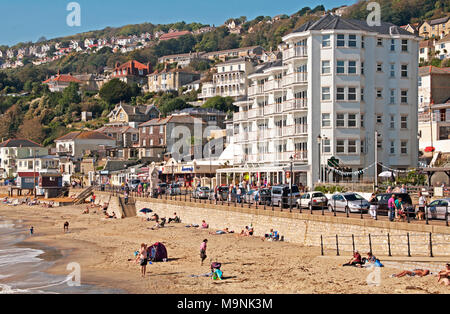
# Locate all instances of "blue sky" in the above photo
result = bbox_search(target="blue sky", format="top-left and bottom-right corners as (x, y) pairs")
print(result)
(0, 0), (351, 46)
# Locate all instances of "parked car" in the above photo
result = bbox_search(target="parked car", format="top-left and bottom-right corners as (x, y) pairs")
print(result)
(328, 193), (369, 213)
(297, 191), (328, 210)
(216, 186), (229, 200)
(193, 186), (211, 199)
(168, 183), (182, 195)
(258, 188), (272, 205)
(375, 193), (415, 217)
(157, 183), (168, 194)
(271, 185), (300, 208)
(422, 198), (450, 220)
(129, 179), (141, 191)
(243, 190), (257, 204)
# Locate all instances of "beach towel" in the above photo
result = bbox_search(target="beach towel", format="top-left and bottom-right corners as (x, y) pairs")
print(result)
(212, 269), (223, 280)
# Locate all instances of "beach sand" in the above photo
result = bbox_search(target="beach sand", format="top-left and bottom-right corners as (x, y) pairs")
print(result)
(0, 203), (449, 294)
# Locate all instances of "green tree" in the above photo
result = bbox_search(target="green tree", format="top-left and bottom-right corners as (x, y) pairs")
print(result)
(99, 79), (132, 104)
(202, 96), (236, 113)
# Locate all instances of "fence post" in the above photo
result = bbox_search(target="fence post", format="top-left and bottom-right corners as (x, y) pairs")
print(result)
(334, 198), (336, 217)
(425, 205), (429, 225)
(429, 232), (433, 258)
(352, 234), (355, 253)
(322, 202), (325, 216)
(321, 235), (324, 256)
(336, 235), (340, 256)
(407, 233), (411, 257)
(387, 233), (392, 257)
(369, 234), (372, 255)
(360, 199), (363, 219)
(446, 204), (449, 227)
(346, 200), (349, 218)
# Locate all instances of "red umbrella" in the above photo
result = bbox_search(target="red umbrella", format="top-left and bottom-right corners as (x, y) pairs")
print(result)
(424, 146), (435, 153)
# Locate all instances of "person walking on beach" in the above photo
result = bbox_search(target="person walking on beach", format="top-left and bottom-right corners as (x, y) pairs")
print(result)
(136, 243), (148, 278)
(64, 221), (69, 233)
(30, 226), (34, 236)
(200, 239), (208, 266)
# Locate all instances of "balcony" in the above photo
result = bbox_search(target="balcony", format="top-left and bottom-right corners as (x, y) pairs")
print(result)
(295, 124), (308, 134)
(283, 46), (308, 60)
(248, 109), (258, 119)
(276, 151), (308, 162)
(248, 85), (264, 96)
(284, 98), (308, 111)
(234, 111), (248, 121)
(264, 79), (282, 91)
(283, 72), (307, 86)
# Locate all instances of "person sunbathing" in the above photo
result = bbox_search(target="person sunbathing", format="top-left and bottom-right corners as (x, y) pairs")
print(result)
(437, 263), (450, 286)
(343, 251), (364, 267)
(199, 220), (209, 229)
(83, 206), (90, 214)
(392, 269), (430, 277)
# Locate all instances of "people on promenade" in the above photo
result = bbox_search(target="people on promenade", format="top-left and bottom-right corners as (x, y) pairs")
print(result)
(388, 194), (396, 222)
(200, 239), (208, 266)
(417, 192), (427, 221)
(400, 184), (407, 193)
(386, 186), (393, 194)
(368, 193), (378, 220)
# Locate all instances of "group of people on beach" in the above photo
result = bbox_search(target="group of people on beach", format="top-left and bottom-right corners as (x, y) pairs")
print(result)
(392, 263), (450, 286)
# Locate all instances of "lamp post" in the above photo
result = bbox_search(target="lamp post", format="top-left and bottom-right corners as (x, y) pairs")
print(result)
(317, 135), (322, 183)
(289, 155), (294, 210)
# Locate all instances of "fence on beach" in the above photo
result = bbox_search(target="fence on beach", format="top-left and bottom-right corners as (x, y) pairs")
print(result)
(318, 232), (450, 258)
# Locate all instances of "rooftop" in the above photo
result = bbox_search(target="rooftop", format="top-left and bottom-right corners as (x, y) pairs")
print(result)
(55, 131), (115, 141)
(0, 138), (42, 148)
(291, 14), (416, 37)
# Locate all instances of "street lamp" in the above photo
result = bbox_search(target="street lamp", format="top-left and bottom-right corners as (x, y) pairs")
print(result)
(317, 135), (322, 183)
(289, 155), (294, 210)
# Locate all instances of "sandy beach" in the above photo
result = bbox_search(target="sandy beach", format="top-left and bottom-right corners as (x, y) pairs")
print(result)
(0, 202), (449, 294)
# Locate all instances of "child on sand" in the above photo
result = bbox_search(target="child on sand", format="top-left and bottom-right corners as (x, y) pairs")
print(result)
(200, 239), (208, 266)
(64, 221), (69, 233)
(135, 243), (148, 278)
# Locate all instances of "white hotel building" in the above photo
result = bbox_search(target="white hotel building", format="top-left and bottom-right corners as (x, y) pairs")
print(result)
(218, 14), (420, 189)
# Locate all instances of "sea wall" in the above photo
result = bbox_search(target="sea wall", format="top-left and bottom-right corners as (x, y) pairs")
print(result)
(93, 192), (450, 257)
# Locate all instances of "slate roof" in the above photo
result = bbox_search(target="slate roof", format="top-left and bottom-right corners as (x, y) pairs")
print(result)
(292, 14), (417, 37)
(0, 138), (41, 148)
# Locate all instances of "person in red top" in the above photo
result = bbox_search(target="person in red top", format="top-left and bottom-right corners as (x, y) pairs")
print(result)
(343, 250), (363, 267)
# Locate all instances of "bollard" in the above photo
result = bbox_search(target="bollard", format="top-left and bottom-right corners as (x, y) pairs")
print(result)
(346, 200), (349, 218)
(429, 232), (433, 258)
(322, 202), (325, 216)
(425, 205), (429, 225)
(369, 234), (372, 255)
(446, 204), (449, 227)
(334, 198), (336, 217)
(360, 199), (363, 219)
(352, 234), (355, 253)
(387, 233), (392, 257)
(321, 235), (324, 256)
(336, 235), (340, 256)
(407, 233), (411, 257)
(272, 200), (274, 211)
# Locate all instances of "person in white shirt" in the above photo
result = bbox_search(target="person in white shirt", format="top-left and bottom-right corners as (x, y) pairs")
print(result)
(417, 192), (427, 221)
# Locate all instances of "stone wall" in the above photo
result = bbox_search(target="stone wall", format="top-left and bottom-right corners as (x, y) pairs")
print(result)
(131, 197), (450, 257)
(91, 192), (450, 257)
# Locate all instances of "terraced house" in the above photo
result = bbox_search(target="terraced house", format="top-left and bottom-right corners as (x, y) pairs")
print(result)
(221, 14), (420, 189)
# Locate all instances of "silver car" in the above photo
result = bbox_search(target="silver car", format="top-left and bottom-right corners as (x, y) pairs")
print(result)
(423, 198), (450, 220)
(328, 193), (369, 213)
